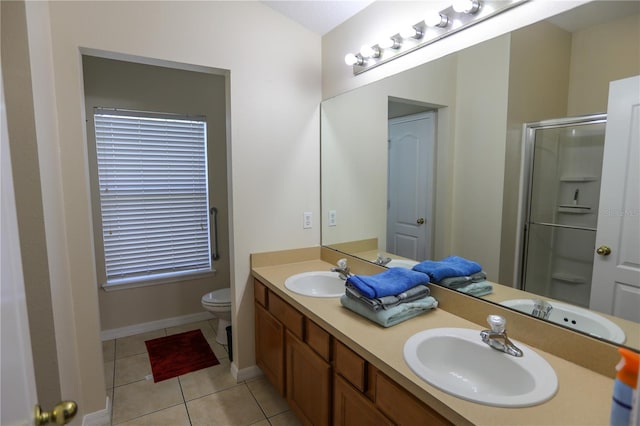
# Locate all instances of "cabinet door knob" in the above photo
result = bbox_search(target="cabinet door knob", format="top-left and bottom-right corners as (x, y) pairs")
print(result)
(416, 218), (425, 225)
(596, 245), (612, 256)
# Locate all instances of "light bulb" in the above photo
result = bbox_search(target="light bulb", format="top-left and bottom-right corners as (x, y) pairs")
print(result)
(344, 53), (361, 66)
(400, 26), (422, 39)
(424, 11), (449, 27)
(452, 0), (480, 14)
(360, 44), (379, 58)
(378, 37), (396, 49)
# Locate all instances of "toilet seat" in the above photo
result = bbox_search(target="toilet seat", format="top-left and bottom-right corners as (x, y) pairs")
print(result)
(202, 288), (231, 306)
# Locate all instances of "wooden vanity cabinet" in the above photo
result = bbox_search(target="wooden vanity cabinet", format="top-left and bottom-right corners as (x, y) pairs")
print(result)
(254, 291), (285, 394)
(334, 375), (393, 426)
(254, 279), (332, 425)
(333, 341), (452, 426)
(254, 278), (452, 426)
(286, 330), (331, 426)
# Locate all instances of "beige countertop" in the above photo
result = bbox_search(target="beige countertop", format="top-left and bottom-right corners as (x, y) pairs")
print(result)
(252, 256), (614, 426)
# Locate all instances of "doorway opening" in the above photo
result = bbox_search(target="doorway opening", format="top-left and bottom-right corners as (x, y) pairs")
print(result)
(80, 52), (232, 338)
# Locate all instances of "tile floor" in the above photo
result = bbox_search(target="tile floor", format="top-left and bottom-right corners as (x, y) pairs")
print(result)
(103, 319), (301, 425)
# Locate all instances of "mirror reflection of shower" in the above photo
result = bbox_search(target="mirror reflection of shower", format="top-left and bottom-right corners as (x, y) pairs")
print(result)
(520, 114), (606, 308)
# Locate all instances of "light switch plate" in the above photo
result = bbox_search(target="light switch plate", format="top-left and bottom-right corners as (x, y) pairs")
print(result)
(328, 210), (337, 227)
(303, 212), (312, 229)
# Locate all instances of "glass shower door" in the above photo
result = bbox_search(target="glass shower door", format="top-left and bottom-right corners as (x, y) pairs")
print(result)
(522, 117), (606, 308)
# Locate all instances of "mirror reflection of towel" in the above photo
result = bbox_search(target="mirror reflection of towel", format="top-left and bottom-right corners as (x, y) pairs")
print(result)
(412, 256), (482, 283)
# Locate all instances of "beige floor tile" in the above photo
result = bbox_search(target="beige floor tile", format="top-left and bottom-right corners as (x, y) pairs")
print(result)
(250, 420), (270, 426)
(115, 404), (190, 426)
(115, 353), (152, 386)
(103, 339), (115, 362)
(116, 329), (166, 359)
(205, 334), (230, 360)
(166, 320), (215, 341)
(246, 377), (289, 417)
(112, 378), (183, 424)
(104, 360), (114, 389)
(187, 384), (266, 426)
(268, 411), (302, 426)
(179, 358), (238, 401)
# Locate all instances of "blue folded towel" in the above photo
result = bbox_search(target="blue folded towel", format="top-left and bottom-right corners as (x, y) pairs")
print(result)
(345, 283), (430, 312)
(412, 256), (482, 283)
(346, 267), (431, 299)
(340, 294), (438, 327)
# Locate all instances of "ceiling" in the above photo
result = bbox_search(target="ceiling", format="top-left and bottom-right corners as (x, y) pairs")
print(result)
(262, 1), (640, 37)
(262, 0), (375, 35)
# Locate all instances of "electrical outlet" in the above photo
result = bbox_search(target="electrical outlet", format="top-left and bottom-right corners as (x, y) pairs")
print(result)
(303, 212), (312, 229)
(328, 210), (337, 227)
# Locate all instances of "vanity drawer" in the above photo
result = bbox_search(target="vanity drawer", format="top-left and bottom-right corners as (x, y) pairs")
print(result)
(375, 371), (451, 426)
(305, 318), (331, 362)
(334, 340), (367, 392)
(269, 292), (304, 339)
(254, 279), (268, 307)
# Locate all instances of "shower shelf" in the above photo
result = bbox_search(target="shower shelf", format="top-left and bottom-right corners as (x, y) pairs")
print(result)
(559, 176), (598, 182)
(558, 205), (591, 213)
(551, 272), (587, 284)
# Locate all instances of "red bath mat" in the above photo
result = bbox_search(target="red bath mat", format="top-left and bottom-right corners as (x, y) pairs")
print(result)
(145, 329), (219, 382)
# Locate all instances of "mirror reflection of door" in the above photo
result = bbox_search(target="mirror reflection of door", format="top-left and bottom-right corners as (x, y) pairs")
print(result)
(387, 112), (435, 261)
(590, 75), (640, 323)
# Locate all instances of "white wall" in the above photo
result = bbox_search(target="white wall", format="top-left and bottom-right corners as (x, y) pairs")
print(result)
(322, 0), (588, 99)
(25, 0), (320, 417)
(450, 36), (511, 279)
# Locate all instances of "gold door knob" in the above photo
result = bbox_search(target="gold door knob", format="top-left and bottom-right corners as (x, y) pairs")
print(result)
(35, 401), (77, 426)
(416, 218), (425, 225)
(596, 245), (612, 256)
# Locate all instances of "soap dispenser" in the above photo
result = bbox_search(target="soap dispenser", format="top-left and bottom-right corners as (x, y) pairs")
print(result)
(610, 347), (639, 426)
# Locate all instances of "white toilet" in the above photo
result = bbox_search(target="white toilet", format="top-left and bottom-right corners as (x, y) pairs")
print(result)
(201, 288), (231, 345)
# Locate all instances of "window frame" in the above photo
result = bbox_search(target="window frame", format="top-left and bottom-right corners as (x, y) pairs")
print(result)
(90, 107), (216, 291)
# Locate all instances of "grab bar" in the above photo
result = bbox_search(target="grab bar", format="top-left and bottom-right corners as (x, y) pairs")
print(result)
(209, 207), (220, 261)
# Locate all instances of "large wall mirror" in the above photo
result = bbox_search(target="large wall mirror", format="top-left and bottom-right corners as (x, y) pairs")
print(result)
(321, 1), (640, 350)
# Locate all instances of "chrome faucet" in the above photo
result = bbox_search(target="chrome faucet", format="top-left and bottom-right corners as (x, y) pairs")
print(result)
(480, 315), (523, 357)
(331, 258), (351, 280)
(531, 299), (553, 320)
(373, 253), (392, 266)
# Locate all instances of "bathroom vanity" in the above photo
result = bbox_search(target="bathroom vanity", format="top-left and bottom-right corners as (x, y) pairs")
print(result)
(251, 247), (614, 425)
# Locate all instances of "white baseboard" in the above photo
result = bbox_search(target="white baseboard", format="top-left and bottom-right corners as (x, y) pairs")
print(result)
(101, 312), (213, 341)
(231, 362), (262, 382)
(82, 396), (111, 426)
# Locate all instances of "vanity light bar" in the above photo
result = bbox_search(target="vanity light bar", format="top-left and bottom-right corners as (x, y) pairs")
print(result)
(346, 0), (528, 75)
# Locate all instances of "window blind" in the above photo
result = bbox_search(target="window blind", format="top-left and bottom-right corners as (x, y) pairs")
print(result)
(94, 110), (211, 285)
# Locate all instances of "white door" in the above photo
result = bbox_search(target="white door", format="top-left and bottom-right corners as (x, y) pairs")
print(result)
(387, 112), (435, 261)
(1, 70), (38, 425)
(590, 75), (640, 322)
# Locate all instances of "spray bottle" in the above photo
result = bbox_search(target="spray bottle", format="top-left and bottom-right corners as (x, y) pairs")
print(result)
(611, 347), (639, 426)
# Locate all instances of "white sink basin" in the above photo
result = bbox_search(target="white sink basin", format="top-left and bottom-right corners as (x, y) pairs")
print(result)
(403, 328), (557, 407)
(385, 259), (419, 269)
(284, 271), (345, 297)
(500, 299), (626, 344)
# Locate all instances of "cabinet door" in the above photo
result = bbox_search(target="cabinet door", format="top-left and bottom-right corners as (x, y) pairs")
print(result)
(286, 331), (331, 426)
(255, 303), (285, 395)
(334, 375), (393, 426)
(376, 371), (451, 426)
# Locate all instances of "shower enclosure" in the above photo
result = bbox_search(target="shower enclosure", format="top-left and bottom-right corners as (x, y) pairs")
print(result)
(520, 114), (606, 308)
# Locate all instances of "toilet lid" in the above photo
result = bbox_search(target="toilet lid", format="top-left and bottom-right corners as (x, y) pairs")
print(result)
(202, 288), (231, 305)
